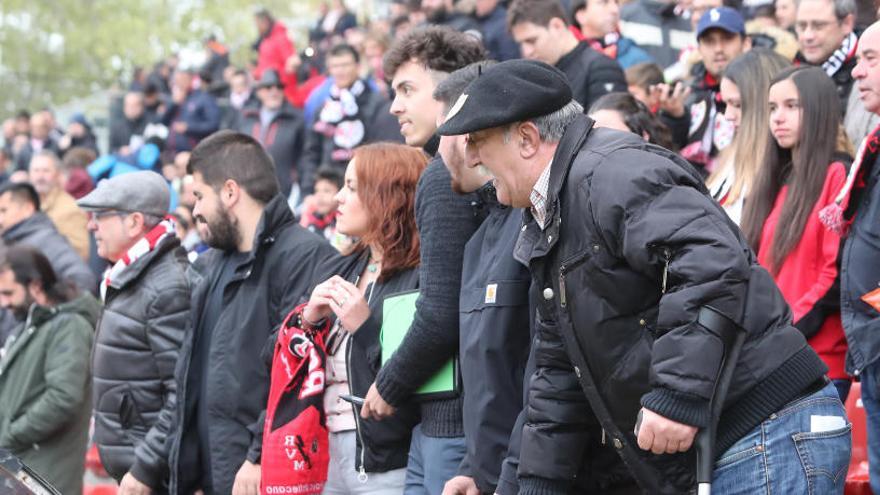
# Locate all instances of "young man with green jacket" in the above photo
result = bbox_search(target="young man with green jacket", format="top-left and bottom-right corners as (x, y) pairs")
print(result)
(0, 245), (100, 495)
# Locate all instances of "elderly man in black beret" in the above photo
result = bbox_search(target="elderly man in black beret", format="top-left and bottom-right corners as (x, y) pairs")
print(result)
(439, 59), (850, 494)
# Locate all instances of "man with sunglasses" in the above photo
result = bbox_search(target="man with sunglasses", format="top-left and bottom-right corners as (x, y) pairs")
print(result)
(79, 171), (190, 495)
(237, 68), (306, 203)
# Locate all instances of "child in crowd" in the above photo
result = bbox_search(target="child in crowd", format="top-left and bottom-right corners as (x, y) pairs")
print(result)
(299, 166), (350, 251)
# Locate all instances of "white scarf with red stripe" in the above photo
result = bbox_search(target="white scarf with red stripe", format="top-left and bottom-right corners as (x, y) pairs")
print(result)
(100, 217), (176, 301)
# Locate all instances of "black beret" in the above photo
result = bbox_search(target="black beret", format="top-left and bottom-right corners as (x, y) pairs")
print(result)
(437, 59), (573, 136)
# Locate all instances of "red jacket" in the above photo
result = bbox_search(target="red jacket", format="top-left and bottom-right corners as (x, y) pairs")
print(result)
(758, 162), (849, 379)
(254, 22), (324, 108)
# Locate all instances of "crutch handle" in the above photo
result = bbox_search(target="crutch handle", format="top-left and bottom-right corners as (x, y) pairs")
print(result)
(693, 306), (747, 493)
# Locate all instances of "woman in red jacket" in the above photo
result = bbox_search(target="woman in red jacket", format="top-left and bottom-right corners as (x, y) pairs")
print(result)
(741, 66), (854, 401)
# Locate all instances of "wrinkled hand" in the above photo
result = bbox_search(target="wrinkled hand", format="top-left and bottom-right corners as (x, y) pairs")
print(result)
(327, 275), (370, 332)
(232, 460), (261, 495)
(361, 382), (396, 421)
(635, 408), (698, 455)
(443, 475), (480, 495)
(118, 472), (151, 495)
(649, 82), (690, 118)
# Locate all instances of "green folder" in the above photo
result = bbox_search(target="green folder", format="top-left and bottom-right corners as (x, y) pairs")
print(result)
(380, 290), (459, 399)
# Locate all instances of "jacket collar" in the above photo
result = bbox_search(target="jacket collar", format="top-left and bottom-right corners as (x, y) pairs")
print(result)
(513, 114), (595, 266)
(245, 194), (295, 262)
(109, 236), (182, 290)
(544, 114), (595, 217)
(423, 135), (440, 158)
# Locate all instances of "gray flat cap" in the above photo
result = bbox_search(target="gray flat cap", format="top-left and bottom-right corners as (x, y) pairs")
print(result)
(77, 171), (170, 217)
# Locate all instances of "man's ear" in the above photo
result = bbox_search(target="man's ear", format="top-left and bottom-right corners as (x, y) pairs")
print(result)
(549, 17), (568, 32)
(842, 13), (855, 34)
(27, 279), (44, 303)
(518, 122), (542, 159)
(221, 179), (241, 208)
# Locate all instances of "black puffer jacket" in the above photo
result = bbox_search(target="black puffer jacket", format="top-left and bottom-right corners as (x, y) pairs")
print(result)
(3, 212), (96, 292)
(91, 236), (190, 489)
(515, 115), (827, 494)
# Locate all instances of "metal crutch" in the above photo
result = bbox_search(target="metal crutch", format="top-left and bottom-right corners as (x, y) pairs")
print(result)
(694, 306), (747, 495)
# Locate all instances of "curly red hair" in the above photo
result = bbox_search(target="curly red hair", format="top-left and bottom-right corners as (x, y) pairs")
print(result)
(352, 143), (427, 281)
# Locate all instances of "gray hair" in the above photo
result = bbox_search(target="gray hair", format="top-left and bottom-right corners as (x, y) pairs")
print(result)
(796, 0), (856, 20)
(141, 213), (165, 230)
(833, 0), (856, 20)
(504, 99), (584, 142)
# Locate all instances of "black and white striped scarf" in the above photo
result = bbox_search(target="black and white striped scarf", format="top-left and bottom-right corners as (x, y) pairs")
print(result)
(822, 32), (858, 78)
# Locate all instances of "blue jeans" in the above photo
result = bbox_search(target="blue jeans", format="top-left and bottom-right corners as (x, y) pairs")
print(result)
(403, 424), (466, 495)
(859, 361), (880, 494)
(712, 381), (852, 494)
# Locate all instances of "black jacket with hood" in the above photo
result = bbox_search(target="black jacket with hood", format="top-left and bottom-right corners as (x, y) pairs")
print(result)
(168, 195), (338, 494)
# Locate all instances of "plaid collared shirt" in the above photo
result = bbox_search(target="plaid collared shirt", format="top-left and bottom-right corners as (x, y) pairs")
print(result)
(530, 161), (553, 229)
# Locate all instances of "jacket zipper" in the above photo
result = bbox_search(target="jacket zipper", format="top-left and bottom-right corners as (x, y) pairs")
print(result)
(661, 247), (671, 294)
(346, 335), (368, 483)
(559, 250), (591, 308)
(345, 277), (374, 483)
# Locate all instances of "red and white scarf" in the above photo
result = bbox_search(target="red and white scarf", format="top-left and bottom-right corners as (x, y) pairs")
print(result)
(819, 124), (880, 236)
(100, 216), (176, 301)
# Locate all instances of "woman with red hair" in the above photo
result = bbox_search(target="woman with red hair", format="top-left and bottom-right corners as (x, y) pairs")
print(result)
(263, 142), (426, 495)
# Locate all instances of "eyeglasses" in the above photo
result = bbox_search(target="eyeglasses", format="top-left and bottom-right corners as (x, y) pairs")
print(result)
(795, 20), (837, 32)
(88, 210), (128, 221)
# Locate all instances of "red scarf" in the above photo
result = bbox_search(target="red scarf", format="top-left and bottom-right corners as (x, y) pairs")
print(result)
(261, 304), (331, 495)
(101, 217), (175, 301)
(819, 124), (880, 236)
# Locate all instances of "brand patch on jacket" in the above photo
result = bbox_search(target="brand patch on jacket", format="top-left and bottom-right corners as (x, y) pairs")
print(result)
(485, 283), (498, 304)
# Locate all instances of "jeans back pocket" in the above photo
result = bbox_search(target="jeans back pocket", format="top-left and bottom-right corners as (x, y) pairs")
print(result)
(793, 422), (852, 495)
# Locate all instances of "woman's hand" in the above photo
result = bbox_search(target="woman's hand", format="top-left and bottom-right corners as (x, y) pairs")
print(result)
(326, 275), (371, 332)
(302, 279), (337, 326)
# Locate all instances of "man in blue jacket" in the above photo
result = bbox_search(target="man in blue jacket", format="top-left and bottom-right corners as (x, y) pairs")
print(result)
(162, 70), (221, 154)
(433, 62), (534, 495)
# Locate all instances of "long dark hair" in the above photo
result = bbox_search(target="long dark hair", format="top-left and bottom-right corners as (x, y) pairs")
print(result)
(0, 245), (77, 305)
(740, 66), (842, 273)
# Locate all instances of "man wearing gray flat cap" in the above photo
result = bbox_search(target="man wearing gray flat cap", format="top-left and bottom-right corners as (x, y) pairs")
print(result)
(439, 59), (848, 493)
(80, 170), (191, 495)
